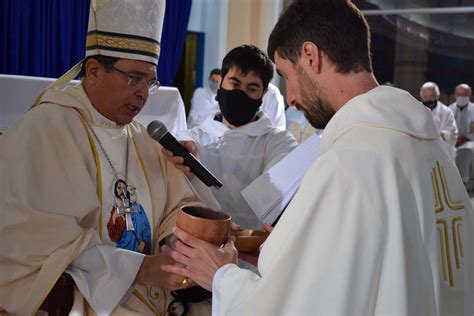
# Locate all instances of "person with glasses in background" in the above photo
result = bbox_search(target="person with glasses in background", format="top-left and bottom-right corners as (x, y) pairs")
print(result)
(0, 1), (216, 315)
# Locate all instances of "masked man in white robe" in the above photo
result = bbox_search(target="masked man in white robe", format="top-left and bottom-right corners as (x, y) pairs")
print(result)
(0, 1), (216, 315)
(261, 82), (287, 130)
(420, 81), (458, 159)
(188, 69), (222, 128)
(161, 1), (474, 315)
(170, 45), (297, 229)
(188, 72), (286, 132)
(449, 83), (474, 184)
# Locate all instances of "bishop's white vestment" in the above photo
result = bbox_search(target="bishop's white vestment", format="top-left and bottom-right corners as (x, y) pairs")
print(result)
(0, 84), (208, 315)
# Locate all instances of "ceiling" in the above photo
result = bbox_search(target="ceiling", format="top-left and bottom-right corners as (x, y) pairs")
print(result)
(362, 0), (474, 39)
(368, 0), (474, 9)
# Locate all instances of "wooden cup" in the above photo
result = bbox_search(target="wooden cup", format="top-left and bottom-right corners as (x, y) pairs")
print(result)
(177, 206), (231, 246)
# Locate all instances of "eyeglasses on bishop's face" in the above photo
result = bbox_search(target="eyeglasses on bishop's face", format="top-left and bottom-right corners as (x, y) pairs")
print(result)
(112, 67), (161, 94)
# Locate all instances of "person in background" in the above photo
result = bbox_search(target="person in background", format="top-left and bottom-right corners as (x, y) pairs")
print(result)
(261, 82), (287, 130)
(420, 81), (458, 159)
(449, 83), (474, 184)
(188, 68), (287, 131)
(285, 104), (318, 143)
(187, 68), (221, 128)
(167, 44), (297, 230)
(161, 1), (474, 315)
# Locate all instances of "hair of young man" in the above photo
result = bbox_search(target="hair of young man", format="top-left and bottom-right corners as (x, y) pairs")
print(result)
(209, 68), (221, 78)
(221, 44), (274, 89)
(268, 0), (373, 74)
(79, 55), (119, 78)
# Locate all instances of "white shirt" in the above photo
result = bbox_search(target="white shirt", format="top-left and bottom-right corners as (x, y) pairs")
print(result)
(261, 83), (286, 130)
(449, 102), (474, 139)
(430, 101), (457, 159)
(177, 111), (297, 228)
(187, 86), (219, 128)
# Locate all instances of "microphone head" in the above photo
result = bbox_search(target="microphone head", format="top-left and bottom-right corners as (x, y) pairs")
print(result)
(147, 120), (168, 139)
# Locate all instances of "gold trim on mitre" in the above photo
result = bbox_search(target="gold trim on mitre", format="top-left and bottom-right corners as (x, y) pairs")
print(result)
(86, 30), (161, 63)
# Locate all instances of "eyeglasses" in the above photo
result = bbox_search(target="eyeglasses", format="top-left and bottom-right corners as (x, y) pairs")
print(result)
(112, 67), (160, 94)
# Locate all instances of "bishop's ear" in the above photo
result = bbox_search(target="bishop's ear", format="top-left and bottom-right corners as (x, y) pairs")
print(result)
(84, 58), (101, 85)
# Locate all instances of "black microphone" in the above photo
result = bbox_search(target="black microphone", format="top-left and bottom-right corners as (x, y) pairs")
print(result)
(147, 120), (223, 189)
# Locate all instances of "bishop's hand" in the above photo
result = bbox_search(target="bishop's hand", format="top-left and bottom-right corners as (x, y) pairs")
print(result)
(160, 227), (238, 291)
(134, 253), (187, 290)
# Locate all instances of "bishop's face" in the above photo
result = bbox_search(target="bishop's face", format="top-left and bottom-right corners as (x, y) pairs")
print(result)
(91, 59), (157, 125)
(274, 52), (335, 129)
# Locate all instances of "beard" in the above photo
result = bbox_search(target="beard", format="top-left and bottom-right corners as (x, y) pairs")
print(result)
(295, 66), (335, 129)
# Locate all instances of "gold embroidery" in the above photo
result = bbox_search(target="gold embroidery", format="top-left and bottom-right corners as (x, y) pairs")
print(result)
(131, 133), (156, 251)
(456, 222), (464, 258)
(437, 226), (448, 282)
(452, 216), (464, 269)
(133, 288), (161, 316)
(78, 111), (104, 241)
(437, 161), (464, 210)
(437, 220), (453, 287)
(431, 168), (444, 213)
(148, 288), (168, 316)
(432, 160), (466, 288)
(87, 33), (160, 56)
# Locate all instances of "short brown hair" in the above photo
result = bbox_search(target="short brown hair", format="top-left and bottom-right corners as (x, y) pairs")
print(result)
(79, 55), (119, 77)
(268, 0), (372, 74)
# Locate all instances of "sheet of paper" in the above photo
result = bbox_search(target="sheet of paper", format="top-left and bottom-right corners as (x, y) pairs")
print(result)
(241, 133), (320, 224)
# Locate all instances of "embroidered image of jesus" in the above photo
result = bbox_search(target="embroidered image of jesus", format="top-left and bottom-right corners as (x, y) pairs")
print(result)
(107, 179), (151, 254)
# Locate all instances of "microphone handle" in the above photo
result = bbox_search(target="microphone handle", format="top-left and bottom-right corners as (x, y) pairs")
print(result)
(183, 153), (222, 188)
(164, 135), (223, 188)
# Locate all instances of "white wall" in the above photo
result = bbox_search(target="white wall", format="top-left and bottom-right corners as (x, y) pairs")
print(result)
(188, 0), (228, 86)
(188, 0), (284, 89)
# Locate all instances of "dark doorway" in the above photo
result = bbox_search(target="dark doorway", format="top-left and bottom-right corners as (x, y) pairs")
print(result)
(174, 31), (205, 116)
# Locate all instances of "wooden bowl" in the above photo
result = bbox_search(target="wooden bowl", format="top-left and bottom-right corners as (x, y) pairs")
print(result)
(231, 229), (269, 253)
(177, 206), (231, 246)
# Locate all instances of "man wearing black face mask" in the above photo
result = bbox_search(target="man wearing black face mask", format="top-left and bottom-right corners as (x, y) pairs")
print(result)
(169, 45), (298, 230)
(420, 81), (458, 159)
(449, 84), (474, 184)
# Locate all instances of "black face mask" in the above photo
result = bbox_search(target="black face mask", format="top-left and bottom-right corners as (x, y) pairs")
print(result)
(422, 100), (437, 110)
(216, 88), (262, 126)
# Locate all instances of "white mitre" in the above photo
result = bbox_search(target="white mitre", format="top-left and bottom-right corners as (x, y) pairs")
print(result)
(86, 0), (165, 66)
(32, 0), (165, 107)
